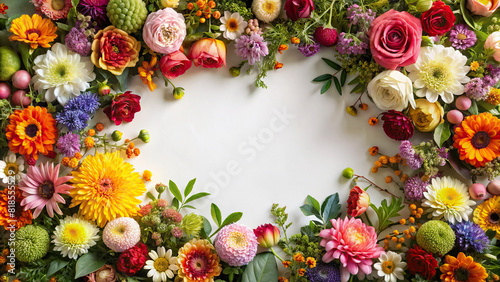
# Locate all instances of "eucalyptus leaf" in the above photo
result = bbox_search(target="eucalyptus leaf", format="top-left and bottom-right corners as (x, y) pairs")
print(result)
(242, 252), (278, 282)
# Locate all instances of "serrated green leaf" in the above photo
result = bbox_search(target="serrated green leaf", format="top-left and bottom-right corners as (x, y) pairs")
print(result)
(333, 76), (342, 95)
(321, 80), (332, 94)
(341, 70), (347, 87)
(321, 193), (341, 224)
(75, 253), (106, 279)
(242, 252), (278, 282)
(433, 122), (451, 148)
(184, 178), (196, 198)
(322, 58), (341, 70)
(221, 212), (243, 227)
(313, 74), (333, 82)
(169, 180), (183, 202)
(184, 192), (210, 204)
(211, 203), (222, 227)
(47, 259), (69, 277)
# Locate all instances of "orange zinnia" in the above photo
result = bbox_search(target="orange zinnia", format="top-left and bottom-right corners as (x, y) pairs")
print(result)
(440, 252), (488, 282)
(453, 112), (500, 167)
(5, 106), (58, 160)
(9, 14), (57, 49)
(0, 188), (32, 230)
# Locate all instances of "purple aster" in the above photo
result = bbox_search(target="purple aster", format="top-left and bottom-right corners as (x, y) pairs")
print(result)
(346, 4), (375, 32)
(56, 133), (81, 157)
(65, 92), (100, 114)
(464, 77), (490, 100)
(77, 0), (110, 28)
(449, 24), (477, 50)
(404, 175), (428, 201)
(65, 27), (91, 57)
(298, 41), (321, 57)
(451, 221), (489, 253)
(306, 262), (341, 282)
(56, 110), (90, 132)
(235, 34), (269, 66)
(336, 32), (368, 55)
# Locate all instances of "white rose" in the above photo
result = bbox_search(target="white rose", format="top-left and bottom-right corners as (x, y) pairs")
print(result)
(367, 70), (416, 111)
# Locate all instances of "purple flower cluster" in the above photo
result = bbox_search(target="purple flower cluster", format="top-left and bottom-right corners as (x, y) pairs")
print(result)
(78, 0), (110, 28)
(56, 92), (100, 132)
(56, 132), (81, 157)
(451, 221), (489, 253)
(336, 32), (368, 55)
(464, 77), (490, 100)
(404, 175), (428, 201)
(65, 92), (100, 114)
(346, 4), (375, 32)
(399, 141), (423, 169)
(65, 27), (91, 56)
(449, 24), (477, 50)
(306, 262), (341, 282)
(298, 41), (321, 57)
(235, 34), (269, 65)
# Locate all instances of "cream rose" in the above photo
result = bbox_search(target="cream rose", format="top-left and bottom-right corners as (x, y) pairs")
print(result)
(467, 0), (500, 17)
(408, 99), (444, 132)
(485, 31), (500, 62)
(367, 70), (416, 111)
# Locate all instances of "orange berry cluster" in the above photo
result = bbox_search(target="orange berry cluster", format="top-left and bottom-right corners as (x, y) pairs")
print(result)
(383, 204), (422, 251)
(371, 154), (408, 181)
(125, 140), (141, 158)
(61, 151), (83, 169)
(187, 0), (219, 23)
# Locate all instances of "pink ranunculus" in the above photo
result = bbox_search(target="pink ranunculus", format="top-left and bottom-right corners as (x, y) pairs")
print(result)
(369, 10), (422, 70)
(143, 8), (186, 54)
(347, 186), (370, 217)
(467, 0), (500, 17)
(485, 31), (500, 62)
(284, 0), (314, 21)
(159, 50), (192, 79)
(320, 217), (384, 282)
(188, 38), (226, 68)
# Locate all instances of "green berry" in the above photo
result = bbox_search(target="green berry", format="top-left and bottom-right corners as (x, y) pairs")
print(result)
(138, 129), (150, 143)
(106, 0), (147, 33)
(416, 220), (455, 256)
(342, 167), (354, 179)
(15, 225), (50, 263)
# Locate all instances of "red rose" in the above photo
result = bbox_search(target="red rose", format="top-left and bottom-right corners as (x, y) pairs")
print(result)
(104, 91), (141, 126)
(284, 0), (314, 21)
(347, 186), (370, 217)
(421, 1), (456, 36)
(116, 243), (148, 276)
(160, 51), (192, 79)
(406, 245), (438, 280)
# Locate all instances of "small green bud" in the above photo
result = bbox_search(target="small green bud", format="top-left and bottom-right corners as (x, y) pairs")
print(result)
(421, 36), (434, 47)
(229, 67), (240, 77)
(342, 167), (354, 179)
(138, 129), (150, 143)
(155, 183), (166, 194)
(173, 87), (184, 99)
(111, 130), (123, 141)
(416, 0), (432, 12)
(346, 106), (357, 116)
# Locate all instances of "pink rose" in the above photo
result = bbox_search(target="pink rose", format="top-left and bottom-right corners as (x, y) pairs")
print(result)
(188, 38), (226, 68)
(143, 8), (186, 54)
(485, 31), (500, 61)
(284, 0), (314, 21)
(160, 51), (192, 79)
(467, 0), (500, 17)
(369, 10), (422, 70)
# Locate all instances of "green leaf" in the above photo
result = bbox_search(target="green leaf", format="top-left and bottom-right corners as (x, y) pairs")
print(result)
(321, 80), (332, 94)
(168, 180), (183, 202)
(126, 277), (140, 282)
(312, 74), (333, 82)
(75, 253), (106, 279)
(469, 99), (479, 115)
(211, 203), (222, 227)
(184, 192), (211, 204)
(114, 68), (129, 92)
(348, 76), (360, 85)
(370, 196), (405, 232)
(47, 259), (69, 277)
(305, 195), (320, 212)
(181, 204), (196, 209)
(146, 192), (156, 202)
(242, 252), (279, 282)
(172, 198), (180, 209)
(184, 178), (196, 198)
(71, 0), (80, 7)
(350, 83), (366, 94)
(340, 70), (347, 87)
(322, 58), (341, 70)
(460, 0), (478, 31)
(221, 212), (243, 227)
(201, 216), (212, 239)
(333, 76), (342, 95)
(486, 229), (497, 240)
(320, 193), (341, 224)
(433, 122), (451, 148)
(299, 204), (321, 218)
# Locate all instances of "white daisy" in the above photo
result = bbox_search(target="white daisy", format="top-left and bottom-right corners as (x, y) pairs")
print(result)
(373, 251), (406, 282)
(51, 214), (100, 259)
(220, 11), (247, 40)
(32, 43), (96, 105)
(144, 246), (179, 282)
(406, 45), (470, 104)
(252, 0), (282, 23)
(0, 151), (25, 185)
(422, 176), (476, 224)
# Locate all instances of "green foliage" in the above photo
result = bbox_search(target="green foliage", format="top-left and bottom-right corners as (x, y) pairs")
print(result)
(217, 0), (253, 20)
(369, 196), (405, 233)
(209, 203), (243, 238)
(433, 122), (451, 148)
(241, 252), (278, 282)
(168, 179), (210, 211)
(75, 253), (106, 279)
(300, 193), (341, 228)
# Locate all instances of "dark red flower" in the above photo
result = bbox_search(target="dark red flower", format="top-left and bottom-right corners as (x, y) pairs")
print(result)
(406, 245), (438, 280)
(103, 91), (141, 126)
(116, 243), (148, 276)
(421, 1), (456, 36)
(381, 110), (414, 141)
(284, 0), (314, 21)
(347, 186), (370, 217)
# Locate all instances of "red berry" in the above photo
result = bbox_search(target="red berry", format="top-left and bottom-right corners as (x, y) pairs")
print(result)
(314, 27), (338, 47)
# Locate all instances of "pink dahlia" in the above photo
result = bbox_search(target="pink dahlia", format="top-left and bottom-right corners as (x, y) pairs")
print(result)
(319, 217), (384, 282)
(214, 223), (258, 266)
(19, 162), (72, 218)
(103, 217), (141, 252)
(32, 0), (73, 20)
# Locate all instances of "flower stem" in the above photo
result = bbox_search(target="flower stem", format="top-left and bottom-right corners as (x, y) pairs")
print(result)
(353, 174), (409, 204)
(270, 247), (284, 262)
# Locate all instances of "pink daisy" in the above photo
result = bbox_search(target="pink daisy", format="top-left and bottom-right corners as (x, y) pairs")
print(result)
(19, 162), (73, 218)
(31, 0), (73, 20)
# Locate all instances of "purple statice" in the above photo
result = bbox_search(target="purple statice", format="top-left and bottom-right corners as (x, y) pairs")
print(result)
(234, 34), (269, 65)
(464, 77), (490, 100)
(78, 0), (110, 28)
(399, 141), (423, 169)
(306, 262), (341, 282)
(56, 110), (90, 132)
(336, 32), (368, 55)
(346, 4), (376, 32)
(404, 175), (429, 201)
(449, 24), (477, 50)
(65, 27), (91, 56)
(298, 41), (321, 57)
(56, 133), (81, 157)
(65, 92), (100, 114)
(451, 221), (489, 253)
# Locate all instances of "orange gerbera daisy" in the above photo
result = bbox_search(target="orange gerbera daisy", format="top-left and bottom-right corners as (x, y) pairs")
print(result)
(5, 106), (58, 161)
(440, 252), (488, 282)
(0, 188), (33, 230)
(9, 14), (57, 49)
(453, 112), (500, 167)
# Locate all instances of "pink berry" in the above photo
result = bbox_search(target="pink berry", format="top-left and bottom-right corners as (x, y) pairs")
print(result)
(469, 183), (487, 200)
(0, 82), (10, 99)
(314, 27), (338, 47)
(455, 96), (471, 111)
(12, 90), (31, 107)
(487, 179), (500, 195)
(11, 70), (31, 90)
(447, 110), (463, 124)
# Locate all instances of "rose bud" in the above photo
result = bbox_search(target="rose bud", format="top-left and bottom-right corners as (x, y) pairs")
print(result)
(347, 186), (370, 217)
(253, 224), (280, 248)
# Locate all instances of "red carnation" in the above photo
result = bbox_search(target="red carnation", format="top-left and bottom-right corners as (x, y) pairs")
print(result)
(104, 91), (141, 126)
(381, 110), (414, 141)
(421, 1), (456, 36)
(347, 186), (370, 217)
(116, 243), (148, 276)
(406, 245), (438, 280)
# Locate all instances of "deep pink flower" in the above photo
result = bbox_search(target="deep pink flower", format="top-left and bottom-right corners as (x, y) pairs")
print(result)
(253, 224), (280, 248)
(381, 110), (414, 141)
(103, 91), (141, 126)
(159, 51), (192, 79)
(284, 0), (314, 21)
(347, 186), (370, 217)
(319, 217), (384, 282)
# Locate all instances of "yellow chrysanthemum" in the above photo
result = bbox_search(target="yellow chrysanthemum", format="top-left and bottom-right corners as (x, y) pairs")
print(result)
(473, 195), (500, 239)
(69, 152), (146, 227)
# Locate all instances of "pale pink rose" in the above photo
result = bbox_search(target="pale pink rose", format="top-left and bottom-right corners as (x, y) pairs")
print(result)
(160, 50), (192, 79)
(369, 10), (422, 70)
(467, 0), (500, 17)
(143, 8), (186, 54)
(188, 38), (226, 68)
(485, 31), (500, 61)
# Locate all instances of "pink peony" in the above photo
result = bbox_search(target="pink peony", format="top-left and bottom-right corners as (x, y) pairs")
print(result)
(467, 0), (500, 17)
(214, 223), (258, 266)
(159, 50), (192, 79)
(369, 10), (422, 70)
(320, 217), (384, 282)
(143, 8), (186, 54)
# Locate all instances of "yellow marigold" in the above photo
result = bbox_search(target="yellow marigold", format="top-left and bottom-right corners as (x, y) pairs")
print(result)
(69, 152), (146, 227)
(68, 158), (79, 169)
(486, 88), (500, 106)
(9, 14), (57, 49)
(297, 268), (306, 276)
(440, 252), (487, 282)
(474, 195), (500, 239)
(143, 170), (152, 181)
(306, 257), (316, 268)
(177, 239), (222, 282)
(87, 129), (95, 137)
(84, 136), (94, 148)
(470, 61), (480, 71)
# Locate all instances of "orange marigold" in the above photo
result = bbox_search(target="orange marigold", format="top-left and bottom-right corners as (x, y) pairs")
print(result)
(440, 252), (487, 282)
(293, 253), (305, 262)
(9, 14), (57, 49)
(369, 146), (379, 156)
(297, 268), (306, 276)
(138, 56), (158, 92)
(369, 117), (378, 125)
(5, 106), (57, 160)
(0, 188), (32, 230)
(306, 257), (316, 268)
(283, 260), (291, 268)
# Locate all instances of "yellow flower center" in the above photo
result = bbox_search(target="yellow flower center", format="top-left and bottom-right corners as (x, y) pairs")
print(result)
(420, 61), (453, 92)
(154, 257), (170, 272)
(438, 187), (464, 207)
(4, 163), (19, 176)
(263, 1), (276, 13)
(228, 231), (247, 249)
(457, 33), (467, 40)
(477, 0), (492, 6)
(48, 61), (75, 85)
(227, 18), (239, 32)
(62, 223), (87, 244)
(382, 261), (395, 274)
(112, 225), (126, 235)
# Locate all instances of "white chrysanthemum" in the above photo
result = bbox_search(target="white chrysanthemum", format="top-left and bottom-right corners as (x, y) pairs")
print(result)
(32, 43), (96, 105)
(0, 151), (25, 185)
(144, 246), (179, 282)
(406, 45), (470, 104)
(373, 251), (406, 282)
(252, 0), (282, 23)
(51, 214), (100, 259)
(422, 176), (476, 224)
(220, 11), (248, 40)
